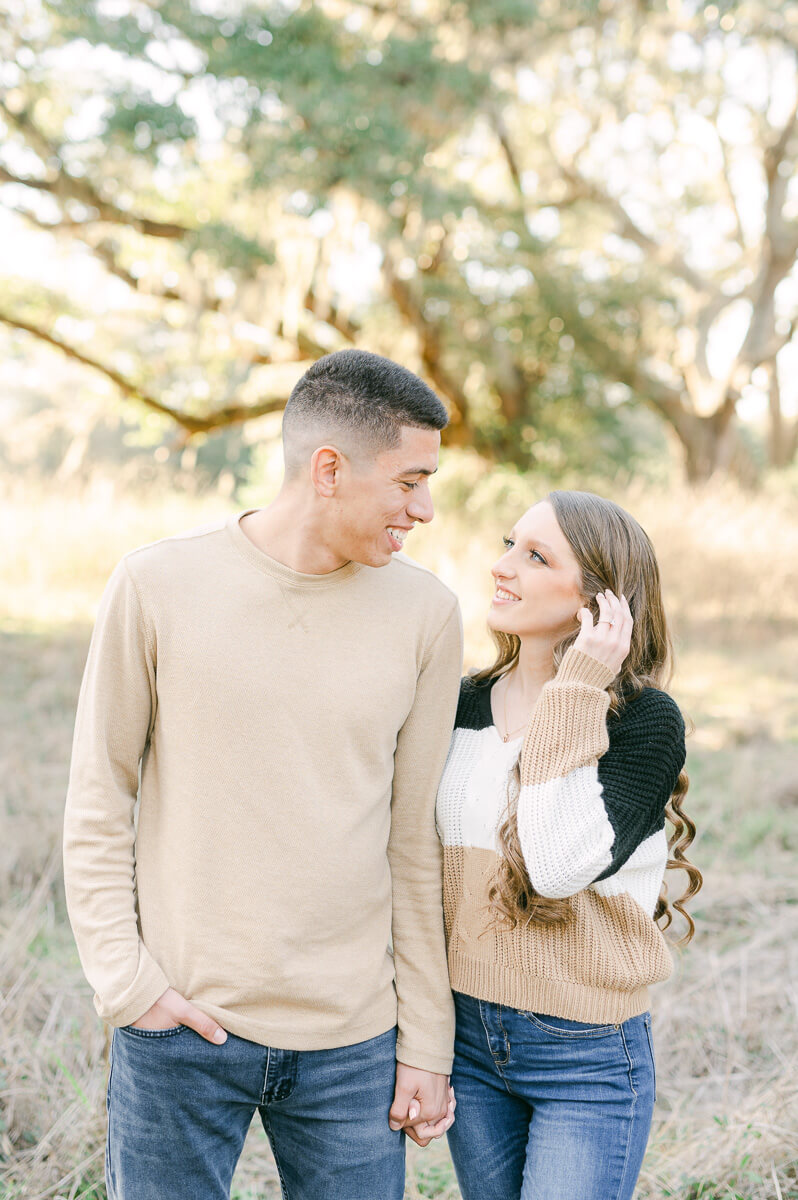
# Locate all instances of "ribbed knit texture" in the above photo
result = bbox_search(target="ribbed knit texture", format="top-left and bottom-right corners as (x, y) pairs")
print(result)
(436, 647), (686, 1024)
(64, 513), (463, 1074)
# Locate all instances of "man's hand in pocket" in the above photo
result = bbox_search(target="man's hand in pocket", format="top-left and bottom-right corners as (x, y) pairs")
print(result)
(129, 987), (227, 1044)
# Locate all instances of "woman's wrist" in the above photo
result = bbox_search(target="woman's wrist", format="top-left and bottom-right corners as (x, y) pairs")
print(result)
(555, 645), (617, 690)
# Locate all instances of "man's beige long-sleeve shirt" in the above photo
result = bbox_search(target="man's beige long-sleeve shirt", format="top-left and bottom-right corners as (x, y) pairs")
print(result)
(63, 513), (462, 1074)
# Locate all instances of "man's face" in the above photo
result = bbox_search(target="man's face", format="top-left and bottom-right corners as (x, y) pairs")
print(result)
(332, 425), (441, 567)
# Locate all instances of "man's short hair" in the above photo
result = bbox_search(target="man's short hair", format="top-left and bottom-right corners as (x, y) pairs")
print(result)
(282, 349), (448, 474)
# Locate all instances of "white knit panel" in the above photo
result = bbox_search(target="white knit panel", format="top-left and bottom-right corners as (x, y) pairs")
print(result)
(436, 726), (522, 851)
(517, 766), (614, 899)
(591, 828), (667, 916)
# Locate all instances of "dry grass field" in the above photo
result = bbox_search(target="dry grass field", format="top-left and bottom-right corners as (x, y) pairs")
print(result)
(1, 467), (797, 1199)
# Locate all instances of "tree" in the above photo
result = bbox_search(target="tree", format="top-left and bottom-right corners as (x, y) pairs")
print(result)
(481, 0), (798, 480)
(2, 0), (797, 481)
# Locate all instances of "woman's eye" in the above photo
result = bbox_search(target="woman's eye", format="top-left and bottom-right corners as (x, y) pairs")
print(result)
(531, 550), (547, 564)
(502, 536), (514, 549)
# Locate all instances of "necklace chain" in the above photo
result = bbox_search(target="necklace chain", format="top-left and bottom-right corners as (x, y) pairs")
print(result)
(501, 671), (529, 743)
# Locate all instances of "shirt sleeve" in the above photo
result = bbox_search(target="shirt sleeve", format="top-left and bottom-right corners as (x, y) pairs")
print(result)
(62, 559), (170, 1026)
(388, 597), (463, 1075)
(517, 647), (685, 898)
(592, 691), (686, 880)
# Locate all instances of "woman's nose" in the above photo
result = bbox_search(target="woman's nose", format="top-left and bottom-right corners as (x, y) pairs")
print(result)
(493, 544), (516, 573)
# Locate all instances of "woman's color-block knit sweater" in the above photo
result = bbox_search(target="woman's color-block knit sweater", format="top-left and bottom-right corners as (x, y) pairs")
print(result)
(436, 646), (687, 1024)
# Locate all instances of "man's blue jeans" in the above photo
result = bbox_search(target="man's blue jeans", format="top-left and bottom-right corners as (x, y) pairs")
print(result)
(446, 991), (656, 1200)
(106, 1023), (405, 1200)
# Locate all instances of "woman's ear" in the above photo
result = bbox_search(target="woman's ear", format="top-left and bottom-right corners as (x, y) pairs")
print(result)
(579, 593), (599, 620)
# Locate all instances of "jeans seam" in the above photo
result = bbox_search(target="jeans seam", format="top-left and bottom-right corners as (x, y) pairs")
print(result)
(618, 1021), (639, 1099)
(611, 1091), (638, 1200)
(105, 1033), (116, 1200)
(260, 1110), (291, 1200)
(477, 1000), (512, 1084)
(644, 1015), (657, 1102)
(259, 1045), (272, 1107)
(515, 1010), (617, 1038)
(613, 1019), (640, 1200)
(118, 1024), (187, 1038)
(496, 1005), (511, 1060)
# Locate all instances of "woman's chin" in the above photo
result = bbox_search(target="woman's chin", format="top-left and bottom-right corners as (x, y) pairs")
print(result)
(487, 605), (521, 634)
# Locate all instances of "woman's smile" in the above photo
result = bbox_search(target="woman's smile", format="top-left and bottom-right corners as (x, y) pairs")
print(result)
(492, 586), (521, 605)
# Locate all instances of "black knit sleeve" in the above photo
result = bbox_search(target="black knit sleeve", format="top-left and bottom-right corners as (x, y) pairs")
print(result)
(454, 675), (494, 732)
(593, 688), (686, 881)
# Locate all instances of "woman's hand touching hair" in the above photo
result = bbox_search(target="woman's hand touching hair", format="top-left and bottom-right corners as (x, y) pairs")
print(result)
(573, 589), (633, 679)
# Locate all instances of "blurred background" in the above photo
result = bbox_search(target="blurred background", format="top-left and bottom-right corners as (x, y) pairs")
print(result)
(1, 1), (797, 1196)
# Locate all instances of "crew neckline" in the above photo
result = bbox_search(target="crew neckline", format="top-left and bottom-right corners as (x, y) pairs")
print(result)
(225, 510), (364, 589)
(467, 673), (524, 744)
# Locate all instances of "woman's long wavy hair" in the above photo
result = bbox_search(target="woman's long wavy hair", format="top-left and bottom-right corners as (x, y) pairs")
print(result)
(476, 490), (702, 944)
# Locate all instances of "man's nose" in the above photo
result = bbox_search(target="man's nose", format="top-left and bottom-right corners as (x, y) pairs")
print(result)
(407, 483), (434, 524)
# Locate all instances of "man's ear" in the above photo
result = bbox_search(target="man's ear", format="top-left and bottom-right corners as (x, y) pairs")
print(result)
(310, 445), (343, 497)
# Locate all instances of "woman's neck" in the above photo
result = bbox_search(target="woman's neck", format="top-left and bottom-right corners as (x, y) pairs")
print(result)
(512, 637), (557, 700)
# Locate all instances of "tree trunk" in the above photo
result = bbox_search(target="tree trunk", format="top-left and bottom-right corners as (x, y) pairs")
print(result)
(677, 413), (759, 486)
(765, 360), (798, 469)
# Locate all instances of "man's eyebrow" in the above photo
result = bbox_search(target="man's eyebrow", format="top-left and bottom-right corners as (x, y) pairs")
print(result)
(397, 466), (438, 477)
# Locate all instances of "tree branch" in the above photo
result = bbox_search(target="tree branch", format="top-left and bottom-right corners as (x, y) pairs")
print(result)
(303, 285), (360, 343)
(553, 156), (712, 294)
(715, 128), (747, 250)
(8, 205), (229, 314)
(382, 255), (472, 440)
(336, 0), (426, 31)
(0, 309), (293, 433)
(739, 92), (798, 364)
(0, 100), (191, 239)
(491, 106), (524, 195)
(86, 236), (224, 310)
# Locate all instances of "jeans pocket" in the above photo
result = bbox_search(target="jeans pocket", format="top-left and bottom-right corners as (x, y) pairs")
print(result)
(515, 1010), (618, 1038)
(119, 1024), (187, 1038)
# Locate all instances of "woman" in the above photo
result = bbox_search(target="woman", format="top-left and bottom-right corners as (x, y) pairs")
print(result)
(436, 490), (701, 1200)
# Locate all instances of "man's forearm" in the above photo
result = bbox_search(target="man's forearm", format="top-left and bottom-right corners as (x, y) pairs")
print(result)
(388, 599), (462, 1074)
(63, 558), (165, 1024)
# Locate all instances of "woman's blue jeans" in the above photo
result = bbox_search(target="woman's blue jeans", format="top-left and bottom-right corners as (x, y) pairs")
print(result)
(447, 991), (656, 1200)
(106, 1024), (405, 1200)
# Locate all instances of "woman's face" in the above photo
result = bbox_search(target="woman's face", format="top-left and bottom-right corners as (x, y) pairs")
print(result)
(488, 500), (585, 642)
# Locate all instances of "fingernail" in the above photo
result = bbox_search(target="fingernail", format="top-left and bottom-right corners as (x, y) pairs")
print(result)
(409, 1104), (419, 1120)
(389, 1121), (400, 1131)
(213, 1029), (227, 1044)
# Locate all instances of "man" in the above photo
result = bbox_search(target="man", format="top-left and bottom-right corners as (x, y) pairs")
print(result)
(63, 349), (463, 1200)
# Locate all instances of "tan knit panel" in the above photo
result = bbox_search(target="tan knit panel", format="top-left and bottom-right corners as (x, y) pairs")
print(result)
(444, 846), (672, 1023)
(519, 656), (613, 786)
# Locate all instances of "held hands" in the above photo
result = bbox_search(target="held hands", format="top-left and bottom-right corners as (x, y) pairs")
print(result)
(129, 986), (228, 1044)
(389, 1065), (456, 1146)
(134, 1002), (457, 1140)
(574, 589), (633, 679)
(133, 1002), (459, 1141)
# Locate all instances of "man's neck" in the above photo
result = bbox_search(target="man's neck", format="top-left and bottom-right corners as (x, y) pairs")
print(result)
(239, 494), (349, 575)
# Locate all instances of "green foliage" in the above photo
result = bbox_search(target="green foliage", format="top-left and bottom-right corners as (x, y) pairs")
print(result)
(104, 97), (198, 158)
(181, 222), (275, 269)
(3, 0), (795, 483)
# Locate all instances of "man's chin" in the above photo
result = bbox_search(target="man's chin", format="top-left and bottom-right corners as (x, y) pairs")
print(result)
(348, 546), (394, 569)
